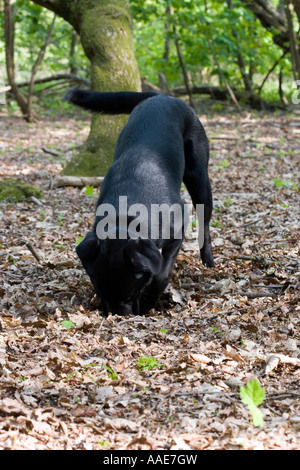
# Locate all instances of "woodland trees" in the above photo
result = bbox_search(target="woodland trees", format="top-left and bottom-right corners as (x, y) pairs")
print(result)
(1, 0), (299, 176)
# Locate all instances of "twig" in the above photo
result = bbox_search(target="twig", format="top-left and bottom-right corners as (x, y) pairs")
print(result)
(243, 218), (263, 227)
(236, 255), (288, 266)
(209, 136), (239, 140)
(30, 196), (43, 206)
(25, 242), (42, 263)
(241, 291), (276, 299)
(266, 392), (300, 400)
(42, 147), (60, 157)
(0, 270), (22, 278)
(49, 174), (54, 191)
(51, 175), (104, 188)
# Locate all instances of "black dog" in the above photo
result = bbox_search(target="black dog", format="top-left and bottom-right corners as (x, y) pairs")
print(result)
(65, 90), (215, 316)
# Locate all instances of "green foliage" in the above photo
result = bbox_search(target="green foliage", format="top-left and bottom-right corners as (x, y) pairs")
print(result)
(129, 0), (292, 101)
(137, 356), (165, 371)
(0, 0), (297, 112)
(0, 0), (89, 112)
(240, 378), (265, 427)
(273, 178), (299, 191)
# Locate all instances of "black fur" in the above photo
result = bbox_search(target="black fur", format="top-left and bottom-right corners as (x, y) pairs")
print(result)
(65, 89), (215, 316)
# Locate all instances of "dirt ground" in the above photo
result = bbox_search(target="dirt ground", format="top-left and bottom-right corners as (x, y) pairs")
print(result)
(0, 104), (299, 450)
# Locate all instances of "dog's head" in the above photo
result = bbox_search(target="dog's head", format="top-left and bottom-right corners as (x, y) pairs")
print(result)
(76, 232), (163, 316)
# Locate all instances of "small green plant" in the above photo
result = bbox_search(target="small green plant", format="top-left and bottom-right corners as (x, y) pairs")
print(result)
(98, 440), (111, 448)
(137, 356), (164, 371)
(60, 320), (75, 329)
(223, 197), (232, 207)
(85, 185), (98, 198)
(210, 220), (222, 228)
(217, 159), (229, 170)
(103, 365), (118, 380)
(210, 326), (223, 336)
(75, 236), (84, 246)
(159, 329), (167, 335)
(240, 378), (265, 427)
(273, 178), (298, 191)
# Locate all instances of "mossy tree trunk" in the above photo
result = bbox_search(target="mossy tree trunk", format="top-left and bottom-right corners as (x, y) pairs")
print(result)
(31, 0), (141, 176)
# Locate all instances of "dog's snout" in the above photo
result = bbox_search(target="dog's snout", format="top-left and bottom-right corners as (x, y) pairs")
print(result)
(102, 300), (134, 316)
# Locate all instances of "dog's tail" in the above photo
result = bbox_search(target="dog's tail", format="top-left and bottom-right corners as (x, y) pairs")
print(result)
(63, 89), (158, 115)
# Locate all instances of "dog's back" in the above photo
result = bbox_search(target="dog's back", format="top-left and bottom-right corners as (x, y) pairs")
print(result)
(65, 89), (208, 181)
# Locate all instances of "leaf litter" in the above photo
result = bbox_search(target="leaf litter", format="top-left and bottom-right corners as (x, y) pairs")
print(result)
(0, 107), (299, 450)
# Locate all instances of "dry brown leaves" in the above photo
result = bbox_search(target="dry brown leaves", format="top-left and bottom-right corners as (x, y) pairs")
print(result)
(0, 107), (299, 450)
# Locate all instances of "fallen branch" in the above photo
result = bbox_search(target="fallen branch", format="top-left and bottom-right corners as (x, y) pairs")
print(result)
(16, 73), (91, 89)
(50, 176), (104, 189)
(172, 85), (229, 100)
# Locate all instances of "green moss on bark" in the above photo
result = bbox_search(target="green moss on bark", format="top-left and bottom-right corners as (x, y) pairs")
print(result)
(0, 180), (42, 203)
(62, 0), (141, 177)
(62, 115), (127, 176)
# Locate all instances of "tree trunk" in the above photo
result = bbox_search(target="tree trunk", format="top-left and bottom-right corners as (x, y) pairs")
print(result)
(241, 0), (300, 92)
(284, 0), (300, 80)
(226, 0), (254, 95)
(4, 0), (28, 117)
(240, 0), (289, 48)
(292, 0), (300, 22)
(27, 14), (56, 122)
(31, 0), (141, 176)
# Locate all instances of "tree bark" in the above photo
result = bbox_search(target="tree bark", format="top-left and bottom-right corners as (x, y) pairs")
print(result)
(27, 14), (56, 122)
(241, 0), (300, 94)
(31, 0), (141, 176)
(226, 0), (254, 95)
(284, 0), (300, 80)
(240, 0), (289, 48)
(4, 0), (28, 117)
(167, 6), (195, 108)
(292, 0), (300, 22)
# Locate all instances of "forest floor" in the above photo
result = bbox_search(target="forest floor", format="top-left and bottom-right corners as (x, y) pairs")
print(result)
(0, 102), (299, 450)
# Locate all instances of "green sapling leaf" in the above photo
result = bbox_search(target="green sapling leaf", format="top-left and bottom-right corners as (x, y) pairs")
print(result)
(60, 320), (75, 329)
(240, 378), (265, 427)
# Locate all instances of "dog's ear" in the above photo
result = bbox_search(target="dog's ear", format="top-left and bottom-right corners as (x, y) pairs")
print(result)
(76, 231), (100, 262)
(125, 239), (163, 276)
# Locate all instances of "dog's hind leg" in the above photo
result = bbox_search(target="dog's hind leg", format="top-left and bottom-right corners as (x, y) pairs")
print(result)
(183, 137), (215, 268)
